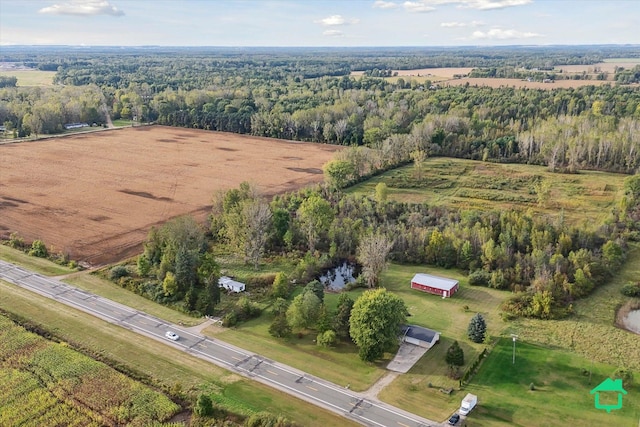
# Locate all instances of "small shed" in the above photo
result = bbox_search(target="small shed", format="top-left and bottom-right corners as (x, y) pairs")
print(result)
(218, 276), (245, 293)
(401, 325), (440, 348)
(411, 273), (459, 297)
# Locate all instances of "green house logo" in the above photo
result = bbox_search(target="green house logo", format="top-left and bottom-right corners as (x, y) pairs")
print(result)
(590, 378), (627, 413)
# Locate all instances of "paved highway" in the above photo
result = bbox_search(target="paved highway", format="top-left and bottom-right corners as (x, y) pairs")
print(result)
(0, 260), (438, 427)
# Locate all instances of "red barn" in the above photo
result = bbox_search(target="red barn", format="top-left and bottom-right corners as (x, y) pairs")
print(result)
(411, 273), (459, 297)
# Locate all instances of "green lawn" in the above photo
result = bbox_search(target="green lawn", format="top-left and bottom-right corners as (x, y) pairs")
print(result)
(348, 158), (626, 226)
(0, 280), (357, 427)
(0, 245), (74, 276)
(463, 338), (639, 427)
(377, 263), (508, 419)
(0, 70), (56, 86)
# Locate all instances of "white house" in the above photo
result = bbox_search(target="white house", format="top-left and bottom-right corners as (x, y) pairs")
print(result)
(218, 276), (246, 293)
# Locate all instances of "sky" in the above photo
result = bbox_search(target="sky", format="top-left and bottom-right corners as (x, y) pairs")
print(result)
(0, 0), (639, 47)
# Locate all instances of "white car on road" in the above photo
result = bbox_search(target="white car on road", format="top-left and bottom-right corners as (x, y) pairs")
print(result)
(165, 331), (179, 341)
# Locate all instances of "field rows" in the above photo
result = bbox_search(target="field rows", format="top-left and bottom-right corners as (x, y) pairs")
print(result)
(0, 315), (180, 426)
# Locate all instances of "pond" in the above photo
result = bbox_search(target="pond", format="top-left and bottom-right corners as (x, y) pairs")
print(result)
(318, 262), (357, 292)
(623, 310), (640, 335)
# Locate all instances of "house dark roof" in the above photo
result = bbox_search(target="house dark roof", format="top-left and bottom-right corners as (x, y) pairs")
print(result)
(401, 325), (439, 343)
(411, 273), (458, 291)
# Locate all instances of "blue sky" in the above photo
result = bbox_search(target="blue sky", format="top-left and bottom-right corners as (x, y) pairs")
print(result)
(1, 0), (638, 46)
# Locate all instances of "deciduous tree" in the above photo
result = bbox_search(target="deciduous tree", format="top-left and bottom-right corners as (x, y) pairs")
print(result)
(349, 288), (407, 362)
(357, 233), (394, 288)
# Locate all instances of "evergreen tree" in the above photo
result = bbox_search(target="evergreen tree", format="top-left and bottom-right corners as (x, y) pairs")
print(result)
(445, 340), (465, 366)
(467, 313), (487, 343)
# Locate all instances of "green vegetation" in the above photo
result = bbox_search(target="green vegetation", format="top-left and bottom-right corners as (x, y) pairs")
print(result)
(463, 338), (639, 427)
(0, 280), (357, 427)
(348, 157), (626, 225)
(0, 313), (179, 426)
(0, 245), (74, 276)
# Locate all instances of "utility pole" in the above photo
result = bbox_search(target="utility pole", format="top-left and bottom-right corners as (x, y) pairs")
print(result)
(511, 334), (519, 365)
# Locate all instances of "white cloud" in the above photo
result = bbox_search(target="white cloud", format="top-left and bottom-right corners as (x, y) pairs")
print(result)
(471, 28), (541, 39)
(323, 30), (344, 37)
(39, 1), (124, 17)
(404, 0), (531, 11)
(441, 20), (484, 27)
(315, 15), (359, 26)
(403, 1), (436, 13)
(373, 1), (399, 9)
(463, 0), (532, 10)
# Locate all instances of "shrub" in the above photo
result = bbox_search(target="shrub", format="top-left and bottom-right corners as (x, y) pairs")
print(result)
(529, 382), (535, 391)
(621, 282), (640, 297)
(110, 265), (130, 280)
(612, 368), (634, 385)
(222, 310), (238, 327)
(316, 330), (337, 348)
(8, 232), (25, 249)
(28, 239), (48, 258)
(468, 270), (491, 286)
(194, 393), (214, 417)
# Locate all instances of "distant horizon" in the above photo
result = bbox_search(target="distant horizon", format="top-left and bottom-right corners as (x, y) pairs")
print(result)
(3, 43), (640, 49)
(1, 1), (638, 47)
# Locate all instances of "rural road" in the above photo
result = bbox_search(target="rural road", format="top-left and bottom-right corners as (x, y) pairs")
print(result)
(0, 260), (439, 427)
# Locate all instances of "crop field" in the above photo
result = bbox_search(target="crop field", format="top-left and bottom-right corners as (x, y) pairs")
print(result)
(0, 126), (340, 265)
(0, 313), (179, 426)
(351, 67), (474, 82)
(348, 158), (626, 226)
(442, 77), (614, 89)
(555, 60), (640, 74)
(0, 69), (56, 86)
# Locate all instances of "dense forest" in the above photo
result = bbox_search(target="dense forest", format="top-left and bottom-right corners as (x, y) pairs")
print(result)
(2, 47), (640, 173)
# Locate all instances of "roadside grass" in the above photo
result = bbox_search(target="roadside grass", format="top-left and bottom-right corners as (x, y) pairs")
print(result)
(205, 312), (388, 392)
(377, 263), (508, 420)
(64, 273), (202, 327)
(0, 70), (55, 86)
(0, 280), (358, 427)
(0, 245), (74, 276)
(347, 158), (625, 226)
(513, 243), (640, 371)
(463, 338), (640, 427)
(112, 119), (135, 127)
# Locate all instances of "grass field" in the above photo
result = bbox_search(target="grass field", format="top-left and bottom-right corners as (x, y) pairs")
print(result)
(0, 313), (180, 426)
(463, 338), (639, 427)
(0, 279), (357, 427)
(348, 158), (625, 226)
(376, 264), (507, 420)
(0, 245), (75, 276)
(513, 243), (640, 371)
(0, 70), (56, 86)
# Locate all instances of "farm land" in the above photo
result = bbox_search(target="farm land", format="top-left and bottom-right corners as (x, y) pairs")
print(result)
(0, 126), (341, 265)
(0, 69), (56, 86)
(0, 312), (180, 426)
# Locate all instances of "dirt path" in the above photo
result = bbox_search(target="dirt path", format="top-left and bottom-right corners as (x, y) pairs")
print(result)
(361, 371), (399, 399)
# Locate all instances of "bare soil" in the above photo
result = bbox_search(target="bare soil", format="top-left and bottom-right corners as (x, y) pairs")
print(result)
(0, 126), (340, 265)
(441, 77), (614, 89)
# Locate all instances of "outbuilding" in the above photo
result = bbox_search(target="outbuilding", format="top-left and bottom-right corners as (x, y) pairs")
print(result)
(411, 273), (459, 297)
(401, 324), (440, 348)
(218, 276), (246, 293)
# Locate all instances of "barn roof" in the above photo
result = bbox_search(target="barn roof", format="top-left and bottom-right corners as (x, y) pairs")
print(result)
(411, 273), (458, 291)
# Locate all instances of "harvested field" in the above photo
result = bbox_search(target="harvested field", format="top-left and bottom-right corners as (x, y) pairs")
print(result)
(554, 61), (640, 74)
(441, 77), (613, 89)
(351, 67), (474, 81)
(0, 126), (341, 265)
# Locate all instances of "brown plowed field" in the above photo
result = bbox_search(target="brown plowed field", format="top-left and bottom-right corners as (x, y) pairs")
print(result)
(0, 126), (341, 265)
